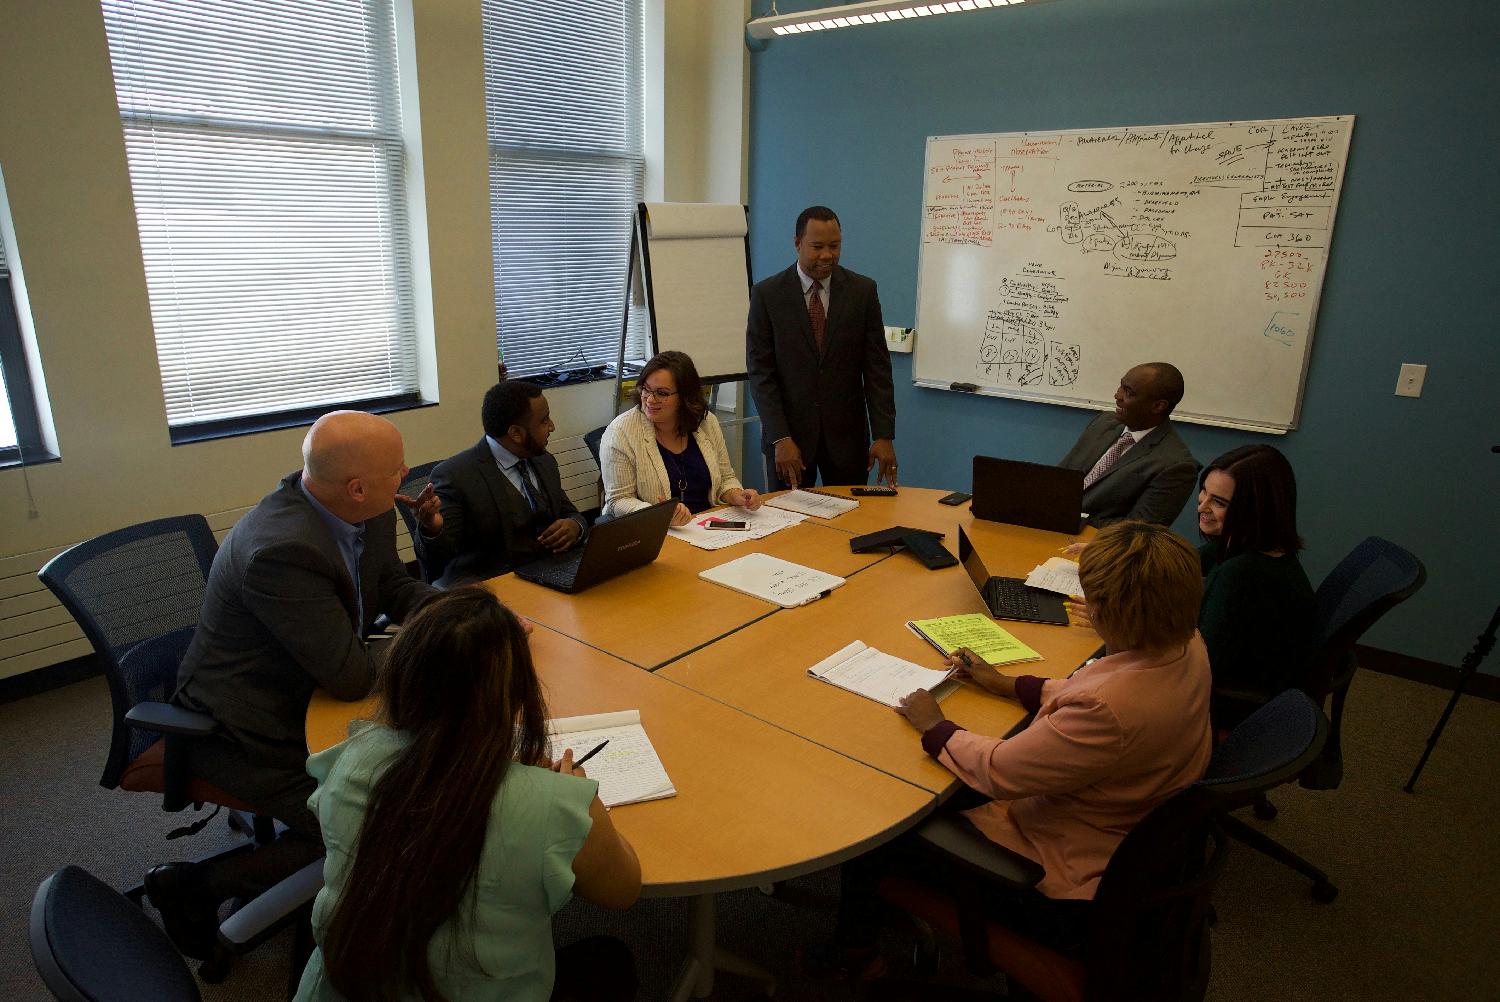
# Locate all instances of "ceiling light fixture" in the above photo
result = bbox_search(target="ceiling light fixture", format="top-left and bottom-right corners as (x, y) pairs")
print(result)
(748, 0), (1056, 39)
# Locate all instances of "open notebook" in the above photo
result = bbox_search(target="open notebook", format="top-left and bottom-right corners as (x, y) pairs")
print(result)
(546, 710), (676, 808)
(806, 640), (957, 708)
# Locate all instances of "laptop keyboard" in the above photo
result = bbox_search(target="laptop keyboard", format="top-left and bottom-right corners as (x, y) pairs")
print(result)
(984, 577), (1047, 620)
(523, 553), (585, 590)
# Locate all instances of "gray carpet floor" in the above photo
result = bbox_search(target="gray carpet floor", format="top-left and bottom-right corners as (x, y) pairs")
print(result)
(3, 668), (1496, 1000)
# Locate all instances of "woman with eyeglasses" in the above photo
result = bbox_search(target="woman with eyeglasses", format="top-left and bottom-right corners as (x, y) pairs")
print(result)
(599, 350), (761, 526)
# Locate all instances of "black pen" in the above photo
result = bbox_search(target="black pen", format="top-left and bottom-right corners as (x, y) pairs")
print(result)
(574, 739), (610, 767)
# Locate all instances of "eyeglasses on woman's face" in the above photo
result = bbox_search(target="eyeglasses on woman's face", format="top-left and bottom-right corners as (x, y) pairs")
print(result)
(639, 386), (678, 401)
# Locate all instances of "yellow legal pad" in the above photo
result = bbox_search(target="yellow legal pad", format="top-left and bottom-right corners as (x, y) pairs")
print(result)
(907, 613), (1043, 668)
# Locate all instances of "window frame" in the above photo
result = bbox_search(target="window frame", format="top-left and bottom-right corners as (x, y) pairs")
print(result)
(100, 0), (427, 444)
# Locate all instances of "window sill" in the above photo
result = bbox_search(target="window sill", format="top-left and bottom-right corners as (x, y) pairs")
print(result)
(0, 449), (61, 470)
(169, 394), (436, 447)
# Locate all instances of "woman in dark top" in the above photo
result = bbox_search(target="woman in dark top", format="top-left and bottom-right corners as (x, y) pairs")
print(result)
(1196, 444), (1317, 727)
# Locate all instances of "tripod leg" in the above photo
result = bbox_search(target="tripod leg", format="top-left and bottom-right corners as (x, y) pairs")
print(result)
(1405, 602), (1498, 793)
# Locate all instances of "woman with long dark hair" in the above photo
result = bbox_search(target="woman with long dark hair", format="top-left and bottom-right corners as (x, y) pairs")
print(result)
(1195, 444), (1316, 726)
(599, 350), (761, 526)
(294, 588), (641, 1002)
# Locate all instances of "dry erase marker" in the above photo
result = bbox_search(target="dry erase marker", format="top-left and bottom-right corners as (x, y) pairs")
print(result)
(574, 739), (610, 767)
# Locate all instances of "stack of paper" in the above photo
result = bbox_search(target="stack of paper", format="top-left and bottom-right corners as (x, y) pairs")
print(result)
(807, 640), (957, 708)
(668, 504), (806, 550)
(546, 710), (676, 808)
(1024, 556), (1083, 597)
(766, 489), (859, 519)
(906, 613), (1044, 667)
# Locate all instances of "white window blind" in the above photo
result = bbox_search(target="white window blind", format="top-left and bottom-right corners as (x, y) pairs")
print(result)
(101, 0), (419, 429)
(482, 0), (645, 377)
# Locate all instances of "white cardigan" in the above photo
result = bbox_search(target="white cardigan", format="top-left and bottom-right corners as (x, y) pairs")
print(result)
(600, 407), (744, 519)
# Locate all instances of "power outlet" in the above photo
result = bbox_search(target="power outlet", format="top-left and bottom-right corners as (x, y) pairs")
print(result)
(1395, 363), (1427, 398)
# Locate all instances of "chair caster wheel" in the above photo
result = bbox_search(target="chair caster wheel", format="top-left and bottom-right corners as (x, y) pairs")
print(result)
(1253, 799), (1278, 821)
(1311, 881), (1338, 904)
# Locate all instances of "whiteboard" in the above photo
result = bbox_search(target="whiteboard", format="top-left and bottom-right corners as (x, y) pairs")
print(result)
(637, 202), (750, 383)
(912, 116), (1353, 432)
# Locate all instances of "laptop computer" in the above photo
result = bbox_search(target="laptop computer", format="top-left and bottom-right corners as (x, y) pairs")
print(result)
(958, 525), (1070, 626)
(515, 500), (677, 594)
(971, 456), (1086, 535)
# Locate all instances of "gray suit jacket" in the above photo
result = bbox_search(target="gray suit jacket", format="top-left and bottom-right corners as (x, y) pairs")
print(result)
(174, 472), (436, 771)
(1059, 414), (1199, 528)
(415, 438), (583, 586)
(746, 263), (895, 466)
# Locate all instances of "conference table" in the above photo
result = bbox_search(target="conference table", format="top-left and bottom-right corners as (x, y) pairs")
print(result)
(306, 487), (1099, 999)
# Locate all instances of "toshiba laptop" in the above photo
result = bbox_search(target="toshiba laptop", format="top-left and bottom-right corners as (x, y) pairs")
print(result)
(971, 456), (1086, 535)
(515, 500), (676, 594)
(958, 525), (1070, 626)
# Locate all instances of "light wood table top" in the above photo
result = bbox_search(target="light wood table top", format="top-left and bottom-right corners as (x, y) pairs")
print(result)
(783, 486), (1091, 555)
(658, 548), (1102, 794)
(307, 626), (934, 896)
(482, 520), (887, 670)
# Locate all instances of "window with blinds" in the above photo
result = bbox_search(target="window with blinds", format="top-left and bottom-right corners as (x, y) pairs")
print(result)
(100, 0), (421, 435)
(482, 0), (645, 379)
(0, 173), (48, 463)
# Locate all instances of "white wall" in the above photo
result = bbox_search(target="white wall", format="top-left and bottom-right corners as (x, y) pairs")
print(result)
(0, 1), (751, 679)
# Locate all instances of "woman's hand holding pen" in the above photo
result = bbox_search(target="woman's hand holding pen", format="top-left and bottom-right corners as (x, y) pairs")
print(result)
(1063, 597), (1092, 631)
(945, 647), (1017, 700)
(542, 748), (588, 778)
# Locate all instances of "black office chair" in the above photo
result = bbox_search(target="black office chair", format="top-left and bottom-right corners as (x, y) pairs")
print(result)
(1215, 536), (1425, 902)
(31, 862), (324, 1002)
(394, 460), (440, 581)
(37, 516), (274, 980)
(583, 425), (606, 468)
(875, 690), (1326, 1002)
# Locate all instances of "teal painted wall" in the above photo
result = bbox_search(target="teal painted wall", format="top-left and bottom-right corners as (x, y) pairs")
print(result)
(745, 0), (1499, 667)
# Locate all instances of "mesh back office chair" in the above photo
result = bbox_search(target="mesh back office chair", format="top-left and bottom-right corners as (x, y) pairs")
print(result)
(31, 862), (324, 1002)
(36, 517), (273, 893)
(876, 691), (1326, 1002)
(395, 461), (439, 581)
(1217, 536), (1425, 902)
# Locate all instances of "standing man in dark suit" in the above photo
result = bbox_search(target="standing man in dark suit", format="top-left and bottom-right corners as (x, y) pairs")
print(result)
(416, 380), (586, 586)
(1059, 362), (1199, 528)
(148, 410), (439, 959)
(747, 205), (897, 488)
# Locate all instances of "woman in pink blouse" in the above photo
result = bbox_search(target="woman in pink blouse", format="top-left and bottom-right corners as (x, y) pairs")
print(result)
(828, 521), (1213, 966)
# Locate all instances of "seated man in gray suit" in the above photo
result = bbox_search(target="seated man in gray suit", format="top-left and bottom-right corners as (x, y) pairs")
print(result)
(148, 410), (439, 959)
(1059, 362), (1199, 527)
(416, 380), (586, 586)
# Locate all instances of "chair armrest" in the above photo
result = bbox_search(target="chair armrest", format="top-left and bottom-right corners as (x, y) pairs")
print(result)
(218, 858), (325, 954)
(914, 812), (1045, 890)
(124, 702), (218, 737)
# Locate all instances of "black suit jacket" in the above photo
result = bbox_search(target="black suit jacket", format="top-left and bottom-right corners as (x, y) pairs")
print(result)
(416, 438), (582, 586)
(746, 263), (896, 467)
(174, 472), (436, 771)
(1058, 414), (1200, 528)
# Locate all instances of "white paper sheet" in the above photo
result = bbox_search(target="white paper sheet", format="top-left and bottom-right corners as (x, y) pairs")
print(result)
(1025, 556), (1083, 597)
(668, 504), (806, 550)
(765, 490), (859, 519)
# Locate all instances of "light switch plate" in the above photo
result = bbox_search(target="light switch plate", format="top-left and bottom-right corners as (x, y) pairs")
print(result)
(1395, 363), (1426, 398)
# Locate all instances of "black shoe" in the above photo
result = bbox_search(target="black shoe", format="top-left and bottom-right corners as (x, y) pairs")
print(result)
(145, 863), (219, 961)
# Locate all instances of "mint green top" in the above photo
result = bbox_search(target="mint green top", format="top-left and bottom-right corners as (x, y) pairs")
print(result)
(293, 721), (597, 1002)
